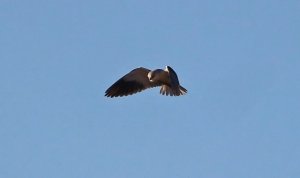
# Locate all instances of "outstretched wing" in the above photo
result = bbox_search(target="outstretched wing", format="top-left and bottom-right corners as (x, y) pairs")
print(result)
(105, 67), (160, 97)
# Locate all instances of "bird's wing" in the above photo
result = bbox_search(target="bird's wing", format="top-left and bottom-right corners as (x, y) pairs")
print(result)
(105, 67), (160, 97)
(165, 66), (180, 87)
(161, 66), (187, 96)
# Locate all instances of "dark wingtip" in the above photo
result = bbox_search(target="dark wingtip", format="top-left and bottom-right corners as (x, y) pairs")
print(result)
(166, 65), (173, 71)
(105, 78), (145, 98)
(179, 85), (188, 95)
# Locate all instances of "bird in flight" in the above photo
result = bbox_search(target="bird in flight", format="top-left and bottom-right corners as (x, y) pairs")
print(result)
(105, 66), (187, 98)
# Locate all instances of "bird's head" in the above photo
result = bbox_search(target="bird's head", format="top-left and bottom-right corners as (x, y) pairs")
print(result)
(147, 71), (155, 82)
(148, 69), (164, 82)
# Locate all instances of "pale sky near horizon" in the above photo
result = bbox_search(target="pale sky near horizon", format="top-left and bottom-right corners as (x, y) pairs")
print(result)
(1, 0), (300, 178)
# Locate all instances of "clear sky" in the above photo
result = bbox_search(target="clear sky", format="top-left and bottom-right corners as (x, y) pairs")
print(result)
(1, 0), (299, 178)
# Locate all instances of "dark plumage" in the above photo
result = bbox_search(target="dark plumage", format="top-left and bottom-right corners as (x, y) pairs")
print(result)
(105, 66), (187, 98)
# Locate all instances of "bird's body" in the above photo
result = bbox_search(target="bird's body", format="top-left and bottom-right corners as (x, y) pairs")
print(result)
(105, 66), (187, 97)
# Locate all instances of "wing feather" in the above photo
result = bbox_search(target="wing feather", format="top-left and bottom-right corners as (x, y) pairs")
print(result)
(166, 66), (180, 86)
(159, 66), (187, 96)
(105, 67), (160, 97)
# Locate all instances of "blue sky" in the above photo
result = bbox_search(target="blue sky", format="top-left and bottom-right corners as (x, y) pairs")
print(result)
(1, 0), (299, 177)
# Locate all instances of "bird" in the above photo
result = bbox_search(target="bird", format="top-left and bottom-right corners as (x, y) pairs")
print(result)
(105, 66), (187, 98)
